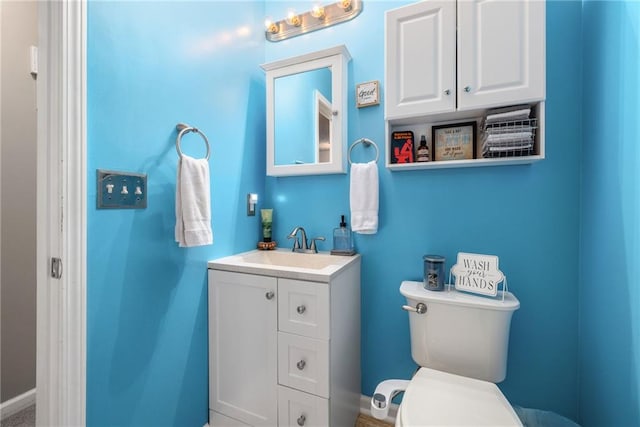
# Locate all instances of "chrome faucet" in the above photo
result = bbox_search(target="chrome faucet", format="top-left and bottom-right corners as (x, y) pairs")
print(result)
(287, 226), (308, 251)
(287, 226), (325, 253)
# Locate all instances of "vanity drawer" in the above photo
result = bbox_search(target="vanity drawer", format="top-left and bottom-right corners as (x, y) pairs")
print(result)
(277, 386), (329, 427)
(278, 278), (329, 340)
(278, 332), (329, 398)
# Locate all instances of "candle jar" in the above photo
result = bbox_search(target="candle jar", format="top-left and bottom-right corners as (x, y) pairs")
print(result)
(423, 255), (445, 291)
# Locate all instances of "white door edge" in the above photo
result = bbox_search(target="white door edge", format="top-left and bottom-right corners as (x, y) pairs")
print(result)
(35, 1), (87, 426)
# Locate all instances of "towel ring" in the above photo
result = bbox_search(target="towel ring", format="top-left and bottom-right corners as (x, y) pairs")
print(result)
(176, 123), (211, 161)
(348, 138), (379, 164)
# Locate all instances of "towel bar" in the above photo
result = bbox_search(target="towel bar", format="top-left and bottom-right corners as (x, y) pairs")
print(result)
(348, 138), (379, 164)
(176, 123), (211, 160)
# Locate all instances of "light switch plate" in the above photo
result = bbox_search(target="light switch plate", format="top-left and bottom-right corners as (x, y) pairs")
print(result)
(97, 169), (147, 209)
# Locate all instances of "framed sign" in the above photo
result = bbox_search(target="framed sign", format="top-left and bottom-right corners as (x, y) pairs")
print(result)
(451, 252), (504, 297)
(390, 130), (414, 163)
(356, 80), (379, 108)
(432, 122), (477, 161)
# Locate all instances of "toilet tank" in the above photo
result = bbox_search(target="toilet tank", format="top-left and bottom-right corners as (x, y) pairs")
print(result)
(400, 281), (520, 383)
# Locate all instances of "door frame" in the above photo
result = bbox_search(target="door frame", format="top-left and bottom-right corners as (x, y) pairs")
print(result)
(35, 1), (86, 425)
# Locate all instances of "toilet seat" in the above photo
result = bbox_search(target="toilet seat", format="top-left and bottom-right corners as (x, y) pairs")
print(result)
(396, 368), (522, 426)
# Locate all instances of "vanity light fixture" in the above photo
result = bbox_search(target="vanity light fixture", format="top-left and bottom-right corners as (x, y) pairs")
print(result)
(265, 0), (363, 42)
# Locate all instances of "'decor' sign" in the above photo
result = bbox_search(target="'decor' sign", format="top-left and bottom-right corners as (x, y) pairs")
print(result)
(451, 252), (504, 297)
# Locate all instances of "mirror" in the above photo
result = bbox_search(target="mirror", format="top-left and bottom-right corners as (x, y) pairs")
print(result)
(274, 67), (332, 165)
(262, 45), (351, 176)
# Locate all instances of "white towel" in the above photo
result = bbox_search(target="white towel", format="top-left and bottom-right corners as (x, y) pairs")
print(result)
(175, 154), (213, 247)
(485, 108), (531, 122)
(350, 161), (379, 234)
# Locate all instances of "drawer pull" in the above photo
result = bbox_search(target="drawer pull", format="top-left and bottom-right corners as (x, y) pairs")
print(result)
(265, 291), (275, 300)
(297, 414), (306, 426)
(296, 305), (306, 314)
(296, 360), (306, 370)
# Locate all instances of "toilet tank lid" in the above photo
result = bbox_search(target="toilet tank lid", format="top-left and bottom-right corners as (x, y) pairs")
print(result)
(400, 281), (520, 311)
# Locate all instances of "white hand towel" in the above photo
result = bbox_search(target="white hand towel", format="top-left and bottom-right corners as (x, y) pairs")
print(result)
(350, 161), (379, 234)
(175, 155), (213, 247)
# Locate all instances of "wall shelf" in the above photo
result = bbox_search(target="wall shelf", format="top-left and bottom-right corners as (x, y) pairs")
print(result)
(385, 102), (545, 171)
(386, 154), (544, 171)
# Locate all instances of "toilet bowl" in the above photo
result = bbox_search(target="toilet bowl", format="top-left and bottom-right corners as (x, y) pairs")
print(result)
(372, 281), (521, 426)
(395, 368), (521, 426)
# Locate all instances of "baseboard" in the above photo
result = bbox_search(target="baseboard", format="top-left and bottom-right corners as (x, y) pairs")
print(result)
(0, 388), (36, 420)
(360, 394), (398, 425)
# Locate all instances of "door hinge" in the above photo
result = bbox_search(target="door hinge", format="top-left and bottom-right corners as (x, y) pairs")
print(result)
(30, 45), (38, 78)
(51, 257), (63, 279)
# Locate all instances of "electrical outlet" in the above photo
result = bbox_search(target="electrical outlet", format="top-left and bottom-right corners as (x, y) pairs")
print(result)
(97, 169), (147, 209)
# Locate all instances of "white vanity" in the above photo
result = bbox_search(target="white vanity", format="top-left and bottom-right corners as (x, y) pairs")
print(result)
(207, 250), (361, 426)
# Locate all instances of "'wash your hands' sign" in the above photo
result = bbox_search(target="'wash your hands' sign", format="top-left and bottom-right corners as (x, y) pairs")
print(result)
(451, 252), (504, 297)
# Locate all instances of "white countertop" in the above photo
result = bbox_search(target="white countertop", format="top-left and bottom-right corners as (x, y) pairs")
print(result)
(208, 249), (361, 282)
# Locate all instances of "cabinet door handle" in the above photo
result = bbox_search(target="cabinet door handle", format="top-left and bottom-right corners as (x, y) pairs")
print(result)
(296, 305), (306, 314)
(265, 291), (275, 300)
(297, 414), (306, 426)
(464, 86), (471, 93)
(444, 89), (451, 95)
(296, 360), (306, 370)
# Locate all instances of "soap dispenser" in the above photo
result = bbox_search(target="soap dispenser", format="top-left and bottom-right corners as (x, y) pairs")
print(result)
(331, 215), (355, 255)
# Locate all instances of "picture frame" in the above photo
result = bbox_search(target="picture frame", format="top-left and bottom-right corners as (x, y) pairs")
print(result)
(432, 122), (477, 161)
(356, 80), (380, 108)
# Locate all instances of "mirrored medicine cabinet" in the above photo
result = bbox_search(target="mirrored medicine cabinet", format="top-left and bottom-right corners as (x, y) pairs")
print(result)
(261, 45), (351, 177)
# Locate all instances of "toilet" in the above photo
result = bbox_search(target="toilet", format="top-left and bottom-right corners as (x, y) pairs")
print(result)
(371, 280), (522, 426)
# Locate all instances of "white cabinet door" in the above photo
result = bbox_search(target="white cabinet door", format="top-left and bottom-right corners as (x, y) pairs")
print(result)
(385, 0), (456, 119)
(457, 0), (545, 110)
(209, 270), (278, 427)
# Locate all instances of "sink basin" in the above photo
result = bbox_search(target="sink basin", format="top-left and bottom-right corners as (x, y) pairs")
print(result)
(240, 250), (340, 270)
(208, 249), (360, 281)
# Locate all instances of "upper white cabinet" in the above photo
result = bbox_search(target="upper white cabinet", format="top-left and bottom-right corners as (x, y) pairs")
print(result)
(385, 1), (456, 118)
(385, 0), (545, 120)
(457, 0), (545, 111)
(384, 0), (546, 170)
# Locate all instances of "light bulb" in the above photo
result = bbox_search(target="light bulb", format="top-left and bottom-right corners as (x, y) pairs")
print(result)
(311, 5), (326, 19)
(338, 0), (352, 11)
(286, 10), (301, 27)
(264, 18), (279, 34)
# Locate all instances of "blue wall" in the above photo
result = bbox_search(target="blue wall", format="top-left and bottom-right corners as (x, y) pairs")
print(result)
(86, 2), (265, 425)
(265, 0), (582, 420)
(580, 1), (640, 425)
(83, 0), (602, 425)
